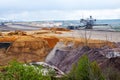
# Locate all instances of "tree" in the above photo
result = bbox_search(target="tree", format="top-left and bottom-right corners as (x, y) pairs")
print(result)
(62, 55), (105, 80)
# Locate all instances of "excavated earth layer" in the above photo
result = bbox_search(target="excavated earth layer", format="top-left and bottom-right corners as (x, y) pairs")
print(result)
(0, 36), (51, 65)
(46, 42), (120, 73)
(0, 36), (18, 42)
(101, 57), (120, 71)
(41, 27), (70, 31)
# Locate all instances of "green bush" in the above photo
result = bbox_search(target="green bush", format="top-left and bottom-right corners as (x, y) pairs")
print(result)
(90, 61), (105, 80)
(0, 61), (52, 80)
(0, 55), (109, 80)
(60, 55), (105, 80)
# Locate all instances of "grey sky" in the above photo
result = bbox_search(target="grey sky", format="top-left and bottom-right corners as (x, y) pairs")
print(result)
(0, 0), (120, 21)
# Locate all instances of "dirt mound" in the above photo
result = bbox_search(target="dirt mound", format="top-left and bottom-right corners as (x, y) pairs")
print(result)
(42, 37), (59, 48)
(46, 42), (119, 73)
(0, 36), (18, 42)
(101, 57), (120, 71)
(0, 36), (50, 65)
(7, 30), (27, 36)
(45, 42), (105, 73)
(42, 27), (70, 31)
(34, 31), (50, 34)
(0, 32), (2, 36)
(60, 37), (116, 48)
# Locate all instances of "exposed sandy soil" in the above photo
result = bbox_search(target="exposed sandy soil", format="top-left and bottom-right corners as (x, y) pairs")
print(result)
(24, 29), (120, 42)
(0, 29), (118, 48)
(0, 28), (119, 65)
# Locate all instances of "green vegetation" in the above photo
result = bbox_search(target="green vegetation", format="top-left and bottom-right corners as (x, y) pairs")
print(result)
(0, 61), (54, 80)
(59, 55), (105, 80)
(0, 55), (119, 80)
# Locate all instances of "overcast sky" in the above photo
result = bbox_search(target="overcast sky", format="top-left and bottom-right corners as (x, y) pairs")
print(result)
(0, 0), (120, 21)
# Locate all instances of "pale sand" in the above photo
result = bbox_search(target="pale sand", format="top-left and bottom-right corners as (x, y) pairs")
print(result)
(59, 30), (120, 42)
(1, 29), (120, 42)
(35, 30), (120, 42)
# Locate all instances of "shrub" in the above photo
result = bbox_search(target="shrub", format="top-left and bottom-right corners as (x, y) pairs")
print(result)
(0, 61), (52, 80)
(90, 61), (105, 80)
(60, 55), (105, 80)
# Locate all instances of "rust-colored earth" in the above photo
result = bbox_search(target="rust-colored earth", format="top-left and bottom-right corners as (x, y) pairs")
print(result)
(0, 29), (117, 65)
